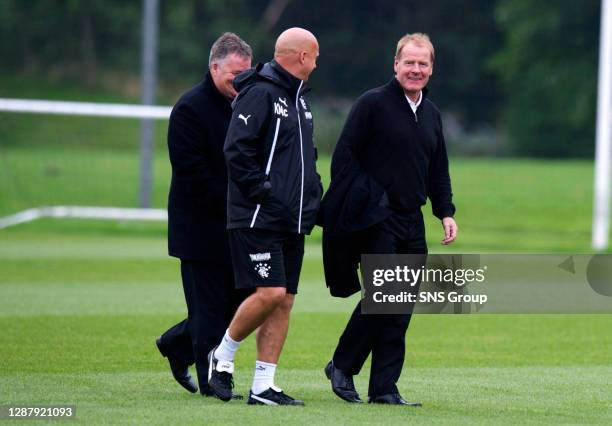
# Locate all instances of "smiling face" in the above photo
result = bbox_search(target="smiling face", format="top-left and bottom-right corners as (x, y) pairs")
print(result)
(210, 53), (252, 99)
(393, 41), (433, 101)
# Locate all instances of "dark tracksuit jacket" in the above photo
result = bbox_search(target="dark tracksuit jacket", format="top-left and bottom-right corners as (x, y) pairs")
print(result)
(323, 77), (456, 397)
(224, 60), (322, 234)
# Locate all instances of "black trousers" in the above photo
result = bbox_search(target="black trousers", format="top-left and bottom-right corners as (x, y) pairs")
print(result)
(157, 259), (249, 389)
(332, 211), (427, 397)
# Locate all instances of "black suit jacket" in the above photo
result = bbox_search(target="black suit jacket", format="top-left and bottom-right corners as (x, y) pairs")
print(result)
(167, 72), (233, 262)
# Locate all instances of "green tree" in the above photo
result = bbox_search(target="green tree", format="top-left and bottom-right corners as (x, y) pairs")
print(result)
(492, 0), (600, 157)
(277, 0), (502, 125)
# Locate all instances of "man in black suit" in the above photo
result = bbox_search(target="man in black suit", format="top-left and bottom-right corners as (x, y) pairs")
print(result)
(155, 32), (252, 398)
(321, 33), (457, 406)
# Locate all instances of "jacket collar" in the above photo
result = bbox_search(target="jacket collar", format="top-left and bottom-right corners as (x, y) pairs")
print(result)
(202, 71), (231, 104)
(231, 60), (308, 106)
(386, 76), (429, 104)
(260, 60), (305, 96)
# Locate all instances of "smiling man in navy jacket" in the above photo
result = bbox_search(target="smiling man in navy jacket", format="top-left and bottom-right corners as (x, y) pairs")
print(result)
(155, 33), (252, 398)
(322, 33), (458, 406)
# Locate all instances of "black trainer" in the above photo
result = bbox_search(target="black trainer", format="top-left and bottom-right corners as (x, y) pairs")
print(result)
(155, 337), (198, 394)
(207, 346), (234, 402)
(201, 383), (244, 400)
(247, 386), (305, 406)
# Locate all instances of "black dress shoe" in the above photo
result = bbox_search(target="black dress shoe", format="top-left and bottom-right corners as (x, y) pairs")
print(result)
(200, 384), (244, 400)
(156, 337), (198, 393)
(324, 360), (362, 403)
(368, 393), (422, 406)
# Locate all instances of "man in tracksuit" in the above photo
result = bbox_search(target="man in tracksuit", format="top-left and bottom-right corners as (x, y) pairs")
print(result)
(207, 27), (322, 406)
(155, 33), (252, 398)
(322, 33), (458, 405)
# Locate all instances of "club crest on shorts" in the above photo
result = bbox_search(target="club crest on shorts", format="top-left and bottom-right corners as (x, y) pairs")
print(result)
(254, 262), (271, 278)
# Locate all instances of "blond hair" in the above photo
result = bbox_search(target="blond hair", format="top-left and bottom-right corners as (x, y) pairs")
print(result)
(395, 33), (434, 63)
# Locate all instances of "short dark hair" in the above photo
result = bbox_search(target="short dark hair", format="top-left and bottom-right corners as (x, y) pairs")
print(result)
(209, 32), (252, 68)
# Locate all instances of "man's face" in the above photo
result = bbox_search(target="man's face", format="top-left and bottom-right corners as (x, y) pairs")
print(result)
(393, 42), (433, 99)
(210, 53), (252, 99)
(301, 41), (319, 81)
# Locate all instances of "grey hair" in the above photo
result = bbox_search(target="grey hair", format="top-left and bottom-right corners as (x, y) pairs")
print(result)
(208, 32), (252, 68)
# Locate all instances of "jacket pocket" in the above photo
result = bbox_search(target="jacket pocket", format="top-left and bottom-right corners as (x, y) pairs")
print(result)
(264, 171), (293, 219)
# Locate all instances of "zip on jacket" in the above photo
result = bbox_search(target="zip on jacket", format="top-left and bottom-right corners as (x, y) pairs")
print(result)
(223, 61), (323, 234)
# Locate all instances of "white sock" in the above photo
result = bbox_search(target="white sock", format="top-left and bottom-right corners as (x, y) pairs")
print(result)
(251, 360), (277, 394)
(214, 329), (241, 362)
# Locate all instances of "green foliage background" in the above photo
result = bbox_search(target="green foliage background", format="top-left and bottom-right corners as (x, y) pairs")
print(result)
(0, 0), (603, 157)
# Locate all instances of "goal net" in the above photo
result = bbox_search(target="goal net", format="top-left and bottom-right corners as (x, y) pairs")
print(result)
(0, 98), (172, 229)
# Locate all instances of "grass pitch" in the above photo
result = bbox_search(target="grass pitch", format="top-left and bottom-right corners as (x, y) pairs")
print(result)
(1, 224), (611, 424)
(0, 142), (611, 423)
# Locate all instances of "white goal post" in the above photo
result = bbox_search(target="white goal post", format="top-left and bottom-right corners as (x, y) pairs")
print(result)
(0, 98), (171, 119)
(592, 0), (612, 250)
